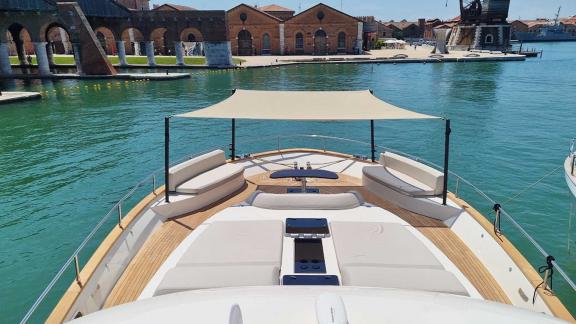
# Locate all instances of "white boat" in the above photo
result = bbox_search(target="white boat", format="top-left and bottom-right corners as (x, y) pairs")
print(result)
(566, 140), (576, 198)
(20, 90), (575, 323)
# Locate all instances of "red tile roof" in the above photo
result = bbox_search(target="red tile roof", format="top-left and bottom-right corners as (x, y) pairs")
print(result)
(258, 4), (294, 12)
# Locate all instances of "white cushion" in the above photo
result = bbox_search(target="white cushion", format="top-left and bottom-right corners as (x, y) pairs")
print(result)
(341, 266), (469, 296)
(176, 164), (245, 194)
(363, 166), (436, 197)
(246, 191), (364, 210)
(155, 264), (280, 296)
(331, 222), (442, 269)
(178, 221), (283, 266)
(168, 150), (226, 191)
(378, 152), (444, 195)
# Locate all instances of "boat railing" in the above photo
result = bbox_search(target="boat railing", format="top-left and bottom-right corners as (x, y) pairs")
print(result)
(20, 135), (575, 323)
(19, 147), (227, 324)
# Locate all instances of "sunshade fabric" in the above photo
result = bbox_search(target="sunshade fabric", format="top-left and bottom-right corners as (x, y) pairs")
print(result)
(176, 90), (439, 121)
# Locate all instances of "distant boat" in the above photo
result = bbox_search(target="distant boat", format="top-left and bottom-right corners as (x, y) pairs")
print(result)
(514, 7), (576, 42)
(566, 139), (576, 198)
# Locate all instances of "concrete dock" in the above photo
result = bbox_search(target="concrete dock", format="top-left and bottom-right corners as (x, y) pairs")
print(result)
(0, 72), (190, 81)
(0, 92), (41, 104)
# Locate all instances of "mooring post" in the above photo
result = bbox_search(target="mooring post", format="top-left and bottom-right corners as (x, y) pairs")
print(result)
(442, 119), (451, 205)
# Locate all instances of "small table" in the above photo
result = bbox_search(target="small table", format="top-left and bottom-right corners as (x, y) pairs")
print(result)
(270, 169), (339, 192)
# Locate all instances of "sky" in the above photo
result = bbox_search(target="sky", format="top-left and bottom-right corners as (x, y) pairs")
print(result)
(150, 0), (576, 21)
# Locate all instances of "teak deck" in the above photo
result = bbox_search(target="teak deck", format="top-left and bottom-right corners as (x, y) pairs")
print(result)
(104, 172), (511, 309)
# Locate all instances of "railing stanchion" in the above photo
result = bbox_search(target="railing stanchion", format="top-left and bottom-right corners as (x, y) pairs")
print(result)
(118, 203), (123, 230)
(493, 203), (502, 235)
(74, 255), (82, 287)
(571, 155), (575, 176)
(455, 177), (461, 198)
(152, 175), (156, 195)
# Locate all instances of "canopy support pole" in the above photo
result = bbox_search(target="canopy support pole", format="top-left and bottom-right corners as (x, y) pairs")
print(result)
(231, 118), (236, 161)
(370, 120), (376, 162)
(442, 119), (451, 206)
(164, 116), (171, 203)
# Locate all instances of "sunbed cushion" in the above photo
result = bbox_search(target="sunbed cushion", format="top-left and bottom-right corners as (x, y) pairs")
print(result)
(363, 166), (436, 197)
(246, 191), (364, 210)
(378, 152), (444, 195)
(176, 164), (245, 194)
(331, 222), (442, 269)
(178, 221), (283, 266)
(340, 266), (469, 296)
(155, 264), (280, 296)
(168, 150), (226, 191)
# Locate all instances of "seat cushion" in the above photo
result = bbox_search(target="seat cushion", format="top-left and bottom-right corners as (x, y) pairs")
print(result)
(169, 150), (227, 191)
(363, 166), (436, 197)
(247, 191), (364, 210)
(379, 152), (444, 195)
(340, 266), (469, 296)
(176, 163), (244, 194)
(331, 222), (442, 269)
(155, 264), (280, 296)
(178, 221), (283, 266)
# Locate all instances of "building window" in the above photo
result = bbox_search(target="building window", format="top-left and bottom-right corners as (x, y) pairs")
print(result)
(187, 33), (196, 42)
(262, 33), (271, 54)
(485, 34), (494, 44)
(295, 32), (304, 49)
(338, 32), (346, 49)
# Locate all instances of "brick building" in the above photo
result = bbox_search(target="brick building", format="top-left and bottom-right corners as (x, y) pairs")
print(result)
(227, 3), (363, 56)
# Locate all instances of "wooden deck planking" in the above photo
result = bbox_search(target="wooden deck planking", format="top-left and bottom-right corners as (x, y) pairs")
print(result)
(103, 171), (510, 309)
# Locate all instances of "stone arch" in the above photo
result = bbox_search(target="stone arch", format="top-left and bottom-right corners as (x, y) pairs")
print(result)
(237, 29), (253, 56)
(179, 28), (204, 42)
(7, 23), (35, 65)
(120, 27), (144, 55)
(179, 27), (204, 56)
(150, 27), (169, 55)
(94, 27), (117, 55)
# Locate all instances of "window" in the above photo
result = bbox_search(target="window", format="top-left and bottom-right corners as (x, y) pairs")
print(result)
(338, 32), (346, 49)
(485, 34), (494, 44)
(187, 33), (196, 42)
(295, 32), (304, 49)
(262, 33), (270, 50)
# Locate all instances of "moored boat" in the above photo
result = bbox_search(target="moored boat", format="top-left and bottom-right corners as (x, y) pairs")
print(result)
(566, 139), (576, 198)
(20, 90), (576, 323)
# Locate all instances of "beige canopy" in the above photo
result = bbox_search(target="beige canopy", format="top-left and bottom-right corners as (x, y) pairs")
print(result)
(177, 89), (439, 121)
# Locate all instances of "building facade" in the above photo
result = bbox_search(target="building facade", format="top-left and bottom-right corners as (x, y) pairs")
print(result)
(227, 3), (363, 56)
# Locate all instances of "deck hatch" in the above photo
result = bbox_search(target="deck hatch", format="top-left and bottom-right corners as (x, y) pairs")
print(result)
(294, 238), (326, 273)
(282, 275), (339, 285)
(286, 218), (330, 238)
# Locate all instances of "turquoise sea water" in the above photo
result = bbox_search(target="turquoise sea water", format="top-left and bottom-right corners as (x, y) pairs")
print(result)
(1, 42), (575, 322)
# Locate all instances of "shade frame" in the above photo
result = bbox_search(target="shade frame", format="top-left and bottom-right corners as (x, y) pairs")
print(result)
(176, 89), (439, 121)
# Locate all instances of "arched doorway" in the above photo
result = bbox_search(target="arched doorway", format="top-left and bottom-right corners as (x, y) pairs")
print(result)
(7, 23), (34, 66)
(121, 28), (144, 55)
(150, 28), (169, 55)
(261, 33), (271, 55)
(295, 32), (304, 54)
(314, 30), (327, 55)
(94, 27), (116, 55)
(237, 30), (252, 56)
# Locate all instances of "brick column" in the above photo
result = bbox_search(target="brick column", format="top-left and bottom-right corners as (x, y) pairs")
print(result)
(72, 43), (83, 75)
(33, 42), (51, 75)
(145, 41), (156, 66)
(0, 43), (12, 75)
(174, 41), (184, 66)
(116, 40), (128, 66)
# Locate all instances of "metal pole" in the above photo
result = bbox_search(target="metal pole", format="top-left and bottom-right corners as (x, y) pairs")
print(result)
(370, 120), (375, 162)
(74, 255), (82, 287)
(572, 155), (575, 176)
(442, 119), (451, 205)
(164, 116), (170, 203)
(231, 118), (236, 161)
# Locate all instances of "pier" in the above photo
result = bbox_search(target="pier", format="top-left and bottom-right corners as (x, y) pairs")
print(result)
(0, 91), (41, 104)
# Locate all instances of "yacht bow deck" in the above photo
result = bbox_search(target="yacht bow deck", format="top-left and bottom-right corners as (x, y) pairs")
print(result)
(104, 150), (511, 308)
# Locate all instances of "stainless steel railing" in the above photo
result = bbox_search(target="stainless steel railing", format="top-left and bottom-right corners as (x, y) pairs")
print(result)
(20, 135), (575, 323)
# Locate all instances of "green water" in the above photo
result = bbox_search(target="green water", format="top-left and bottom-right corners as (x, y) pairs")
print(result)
(1, 42), (575, 322)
